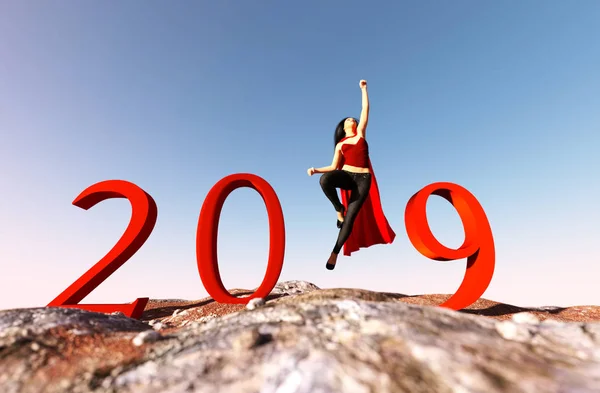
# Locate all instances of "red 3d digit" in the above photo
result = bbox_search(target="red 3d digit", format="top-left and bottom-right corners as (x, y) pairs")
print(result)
(404, 182), (495, 310)
(196, 173), (285, 304)
(47, 180), (157, 319)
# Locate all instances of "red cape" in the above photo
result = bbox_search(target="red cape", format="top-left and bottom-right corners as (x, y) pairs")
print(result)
(337, 140), (396, 256)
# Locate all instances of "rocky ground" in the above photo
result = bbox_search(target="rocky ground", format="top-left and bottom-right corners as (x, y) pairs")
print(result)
(1, 281), (599, 392)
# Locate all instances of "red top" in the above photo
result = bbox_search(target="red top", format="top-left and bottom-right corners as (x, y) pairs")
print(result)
(341, 137), (369, 168)
(336, 136), (396, 256)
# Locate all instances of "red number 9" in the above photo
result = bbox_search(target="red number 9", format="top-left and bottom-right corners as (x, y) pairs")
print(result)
(404, 182), (495, 310)
(196, 173), (285, 304)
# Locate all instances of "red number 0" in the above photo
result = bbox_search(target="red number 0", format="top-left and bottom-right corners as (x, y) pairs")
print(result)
(196, 173), (285, 304)
(47, 180), (157, 319)
(404, 182), (495, 310)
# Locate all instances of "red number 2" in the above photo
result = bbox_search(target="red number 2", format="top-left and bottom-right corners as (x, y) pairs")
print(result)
(404, 182), (495, 310)
(47, 180), (157, 319)
(196, 173), (285, 304)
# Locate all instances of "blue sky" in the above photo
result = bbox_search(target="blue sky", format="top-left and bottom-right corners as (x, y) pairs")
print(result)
(1, 1), (598, 310)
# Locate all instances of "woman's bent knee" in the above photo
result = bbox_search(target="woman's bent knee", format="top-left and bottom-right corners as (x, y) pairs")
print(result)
(319, 172), (332, 188)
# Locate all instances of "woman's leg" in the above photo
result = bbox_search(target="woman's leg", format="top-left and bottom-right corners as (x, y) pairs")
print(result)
(332, 173), (372, 255)
(319, 170), (354, 213)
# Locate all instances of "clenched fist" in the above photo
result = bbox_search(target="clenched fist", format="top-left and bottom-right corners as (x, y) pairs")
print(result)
(359, 80), (367, 89)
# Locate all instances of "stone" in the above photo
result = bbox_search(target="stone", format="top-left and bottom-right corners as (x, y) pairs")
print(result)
(246, 298), (265, 310)
(512, 312), (541, 324)
(0, 282), (599, 393)
(132, 330), (162, 346)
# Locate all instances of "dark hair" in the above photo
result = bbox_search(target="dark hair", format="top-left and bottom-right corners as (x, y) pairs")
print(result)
(334, 117), (358, 147)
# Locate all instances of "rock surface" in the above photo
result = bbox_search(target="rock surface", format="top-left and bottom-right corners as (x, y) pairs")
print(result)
(1, 280), (599, 393)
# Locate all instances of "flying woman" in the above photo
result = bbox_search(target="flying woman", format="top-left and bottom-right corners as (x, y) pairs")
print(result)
(307, 80), (396, 270)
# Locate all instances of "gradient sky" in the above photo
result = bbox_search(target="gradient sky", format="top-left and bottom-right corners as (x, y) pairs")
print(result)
(1, 1), (599, 311)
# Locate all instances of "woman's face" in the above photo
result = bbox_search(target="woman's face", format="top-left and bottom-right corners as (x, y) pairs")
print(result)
(344, 118), (357, 130)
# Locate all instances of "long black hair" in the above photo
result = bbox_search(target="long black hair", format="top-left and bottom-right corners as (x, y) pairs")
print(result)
(334, 117), (358, 147)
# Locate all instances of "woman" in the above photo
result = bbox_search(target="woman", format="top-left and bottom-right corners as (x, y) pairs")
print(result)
(307, 80), (396, 270)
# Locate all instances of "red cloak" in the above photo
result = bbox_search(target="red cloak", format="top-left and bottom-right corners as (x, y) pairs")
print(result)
(337, 138), (396, 256)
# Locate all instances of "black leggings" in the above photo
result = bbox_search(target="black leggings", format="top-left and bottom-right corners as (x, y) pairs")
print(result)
(319, 170), (372, 254)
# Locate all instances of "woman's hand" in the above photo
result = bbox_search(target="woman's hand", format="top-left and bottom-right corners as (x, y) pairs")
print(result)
(359, 79), (367, 89)
(307, 167), (316, 176)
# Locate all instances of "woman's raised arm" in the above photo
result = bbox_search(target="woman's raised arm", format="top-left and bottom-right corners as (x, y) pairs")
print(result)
(357, 80), (369, 138)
